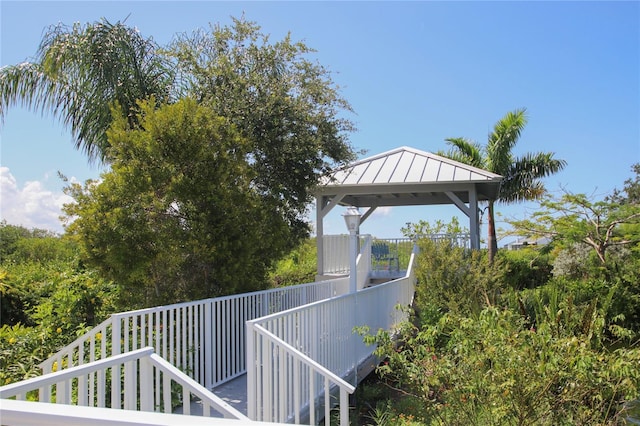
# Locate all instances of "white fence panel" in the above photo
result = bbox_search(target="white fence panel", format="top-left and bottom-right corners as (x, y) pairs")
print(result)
(0, 399), (290, 426)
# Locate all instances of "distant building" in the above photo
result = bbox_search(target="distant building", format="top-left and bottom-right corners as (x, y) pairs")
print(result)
(507, 236), (551, 250)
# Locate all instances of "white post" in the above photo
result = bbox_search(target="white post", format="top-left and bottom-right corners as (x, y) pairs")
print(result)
(349, 229), (357, 294)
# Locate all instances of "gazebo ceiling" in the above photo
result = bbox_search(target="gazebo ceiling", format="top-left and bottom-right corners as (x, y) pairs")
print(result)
(316, 146), (503, 208)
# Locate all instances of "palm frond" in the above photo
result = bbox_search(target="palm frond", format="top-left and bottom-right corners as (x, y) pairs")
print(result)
(1, 19), (175, 162)
(486, 108), (528, 174)
(442, 137), (485, 168)
(498, 152), (567, 203)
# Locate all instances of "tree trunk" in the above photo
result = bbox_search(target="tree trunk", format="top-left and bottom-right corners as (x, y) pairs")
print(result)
(487, 201), (498, 264)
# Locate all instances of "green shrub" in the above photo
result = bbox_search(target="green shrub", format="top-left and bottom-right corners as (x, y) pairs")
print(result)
(268, 238), (317, 287)
(496, 248), (552, 290)
(367, 307), (640, 425)
(0, 324), (46, 386)
(414, 238), (500, 321)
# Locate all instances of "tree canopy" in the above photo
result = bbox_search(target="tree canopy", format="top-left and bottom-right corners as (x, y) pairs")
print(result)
(64, 99), (295, 306)
(169, 18), (356, 238)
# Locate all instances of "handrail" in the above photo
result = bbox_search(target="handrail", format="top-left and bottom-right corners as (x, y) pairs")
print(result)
(247, 324), (355, 425)
(0, 399), (282, 426)
(147, 353), (248, 420)
(2, 348), (153, 398)
(253, 325), (355, 393)
(2, 347), (248, 420)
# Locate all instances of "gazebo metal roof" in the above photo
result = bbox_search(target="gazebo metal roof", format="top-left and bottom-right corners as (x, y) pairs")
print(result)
(314, 146), (503, 277)
(317, 146), (502, 207)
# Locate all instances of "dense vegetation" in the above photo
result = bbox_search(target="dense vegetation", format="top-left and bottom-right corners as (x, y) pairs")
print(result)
(0, 222), (118, 385)
(359, 165), (640, 425)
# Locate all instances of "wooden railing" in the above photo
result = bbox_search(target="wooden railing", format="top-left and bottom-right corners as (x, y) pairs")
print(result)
(246, 253), (416, 425)
(39, 276), (353, 399)
(1, 347), (247, 420)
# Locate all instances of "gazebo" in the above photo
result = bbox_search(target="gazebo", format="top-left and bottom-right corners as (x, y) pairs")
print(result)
(315, 146), (502, 276)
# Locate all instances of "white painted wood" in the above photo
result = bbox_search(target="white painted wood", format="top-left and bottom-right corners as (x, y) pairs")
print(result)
(2, 346), (248, 421)
(1, 399), (284, 425)
(26, 251), (414, 425)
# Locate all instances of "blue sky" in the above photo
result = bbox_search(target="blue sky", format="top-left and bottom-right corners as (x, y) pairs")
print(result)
(1, 1), (639, 243)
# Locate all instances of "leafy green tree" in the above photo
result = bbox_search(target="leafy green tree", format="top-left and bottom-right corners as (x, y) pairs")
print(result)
(0, 19), (174, 161)
(441, 109), (566, 262)
(508, 190), (640, 267)
(63, 99), (293, 306)
(169, 18), (356, 240)
(0, 221), (55, 261)
(609, 163), (640, 205)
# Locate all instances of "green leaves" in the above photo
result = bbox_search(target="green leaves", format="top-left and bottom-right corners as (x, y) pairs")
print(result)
(508, 189), (640, 266)
(64, 99), (296, 306)
(369, 307), (640, 425)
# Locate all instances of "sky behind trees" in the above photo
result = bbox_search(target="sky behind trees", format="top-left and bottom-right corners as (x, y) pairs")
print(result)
(1, 1), (638, 243)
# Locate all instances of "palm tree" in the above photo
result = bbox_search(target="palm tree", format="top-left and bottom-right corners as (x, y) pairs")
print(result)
(442, 108), (566, 262)
(0, 19), (174, 162)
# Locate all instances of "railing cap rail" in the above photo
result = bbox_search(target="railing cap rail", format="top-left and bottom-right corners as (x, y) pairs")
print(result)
(148, 353), (249, 421)
(3, 347), (154, 398)
(0, 399), (285, 425)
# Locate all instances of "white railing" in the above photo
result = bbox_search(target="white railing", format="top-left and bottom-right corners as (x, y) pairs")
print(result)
(322, 234), (372, 275)
(370, 238), (414, 275)
(416, 232), (471, 248)
(1, 347), (247, 420)
(247, 325), (355, 425)
(322, 235), (350, 274)
(39, 277), (353, 399)
(0, 399), (287, 426)
(246, 253), (416, 425)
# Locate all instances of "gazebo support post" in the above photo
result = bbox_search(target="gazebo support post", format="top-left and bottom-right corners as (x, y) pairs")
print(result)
(445, 187), (480, 250)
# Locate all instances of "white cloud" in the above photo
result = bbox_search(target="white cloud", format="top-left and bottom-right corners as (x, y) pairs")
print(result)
(371, 206), (393, 216)
(0, 167), (74, 233)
